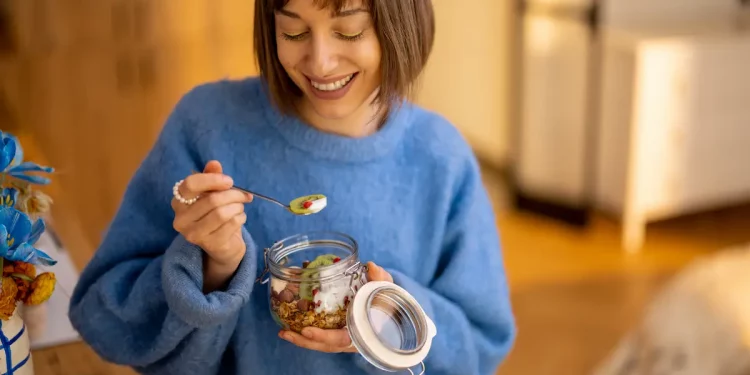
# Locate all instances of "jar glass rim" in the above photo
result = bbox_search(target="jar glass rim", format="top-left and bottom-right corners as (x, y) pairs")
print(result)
(266, 231), (360, 281)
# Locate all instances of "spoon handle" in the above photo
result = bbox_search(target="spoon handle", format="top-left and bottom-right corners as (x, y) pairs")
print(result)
(189, 170), (289, 209)
(232, 185), (289, 209)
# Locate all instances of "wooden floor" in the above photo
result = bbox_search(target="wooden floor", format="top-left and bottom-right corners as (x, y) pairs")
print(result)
(27, 167), (750, 375)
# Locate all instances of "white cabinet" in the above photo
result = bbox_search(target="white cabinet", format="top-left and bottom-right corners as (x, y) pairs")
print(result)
(595, 21), (750, 251)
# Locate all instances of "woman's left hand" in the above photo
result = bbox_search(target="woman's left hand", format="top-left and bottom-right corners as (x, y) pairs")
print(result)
(278, 261), (393, 353)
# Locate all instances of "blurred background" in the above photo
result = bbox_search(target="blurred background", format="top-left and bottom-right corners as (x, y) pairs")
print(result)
(1, 0), (750, 374)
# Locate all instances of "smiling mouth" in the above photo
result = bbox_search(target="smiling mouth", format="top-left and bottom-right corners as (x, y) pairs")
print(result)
(309, 73), (357, 92)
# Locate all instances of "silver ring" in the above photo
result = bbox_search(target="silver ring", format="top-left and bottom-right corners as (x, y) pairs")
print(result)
(173, 180), (199, 205)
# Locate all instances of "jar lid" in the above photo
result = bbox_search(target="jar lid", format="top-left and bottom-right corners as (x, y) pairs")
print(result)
(347, 281), (437, 374)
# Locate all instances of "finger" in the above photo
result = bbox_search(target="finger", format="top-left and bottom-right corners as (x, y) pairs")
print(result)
(203, 160), (223, 174)
(279, 330), (352, 353)
(180, 173), (233, 199)
(210, 212), (247, 245)
(191, 202), (246, 236)
(174, 198), (246, 239)
(300, 327), (354, 349)
(180, 189), (253, 222)
(366, 261), (394, 283)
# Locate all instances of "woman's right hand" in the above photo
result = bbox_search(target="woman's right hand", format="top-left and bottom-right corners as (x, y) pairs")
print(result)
(171, 160), (253, 291)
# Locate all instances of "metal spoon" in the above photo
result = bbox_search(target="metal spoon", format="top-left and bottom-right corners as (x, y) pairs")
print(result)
(231, 185), (327, 216)
(189, 170), (326, 215)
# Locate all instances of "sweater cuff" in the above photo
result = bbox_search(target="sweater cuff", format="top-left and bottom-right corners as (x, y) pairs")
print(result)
(162, 229), (257, 328)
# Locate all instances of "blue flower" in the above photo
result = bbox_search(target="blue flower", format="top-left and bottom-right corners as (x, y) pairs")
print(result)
(0, 132), (54, 185)
(0, 188), (18, 208)
(0, 132), (20, 172)
(0, 206), (57, 266)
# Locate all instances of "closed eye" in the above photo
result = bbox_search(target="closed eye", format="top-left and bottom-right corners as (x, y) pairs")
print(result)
(281, 32), (308, 41)
(336, 31), (364, 41)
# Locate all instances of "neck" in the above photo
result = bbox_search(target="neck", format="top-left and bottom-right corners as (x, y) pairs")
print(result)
(297, 91), (387, 138)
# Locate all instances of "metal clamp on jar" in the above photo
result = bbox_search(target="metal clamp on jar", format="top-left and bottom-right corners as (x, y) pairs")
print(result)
(256, 231), (437, 374)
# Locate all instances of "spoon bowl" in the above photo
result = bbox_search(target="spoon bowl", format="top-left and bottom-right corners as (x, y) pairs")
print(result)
(189, 170), (327, 215)
(231, 185), (327, 216)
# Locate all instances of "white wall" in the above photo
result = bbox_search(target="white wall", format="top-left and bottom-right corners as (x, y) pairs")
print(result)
(414, 0), (513, 168)
(604, 0), (739, 27)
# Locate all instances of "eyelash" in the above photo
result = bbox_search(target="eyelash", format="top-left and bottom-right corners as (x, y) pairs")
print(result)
(281, 31), (364, 42)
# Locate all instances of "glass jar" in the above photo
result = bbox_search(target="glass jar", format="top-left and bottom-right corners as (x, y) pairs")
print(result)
(256, 231), (437, 374)
(258, 231), (365, 332)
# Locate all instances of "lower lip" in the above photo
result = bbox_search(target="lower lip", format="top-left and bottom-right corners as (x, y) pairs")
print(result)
(308, 74), (358, 100)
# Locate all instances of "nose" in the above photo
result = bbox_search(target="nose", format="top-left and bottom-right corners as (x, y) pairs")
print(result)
(308, 35), (338, 77)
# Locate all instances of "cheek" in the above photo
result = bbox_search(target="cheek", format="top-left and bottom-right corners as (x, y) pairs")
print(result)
(276, 42), (302, 72)
(354, 40), (382, 75)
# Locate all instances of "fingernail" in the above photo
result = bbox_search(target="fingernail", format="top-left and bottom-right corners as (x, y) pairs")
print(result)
(223, 176), (233, 185)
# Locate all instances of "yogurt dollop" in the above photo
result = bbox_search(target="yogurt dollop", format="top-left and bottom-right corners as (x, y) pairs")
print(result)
(289, 194), (327, 215)
(313, 278), (355, 314)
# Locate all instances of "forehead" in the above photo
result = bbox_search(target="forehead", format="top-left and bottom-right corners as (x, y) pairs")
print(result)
(272, 0), (370, 13)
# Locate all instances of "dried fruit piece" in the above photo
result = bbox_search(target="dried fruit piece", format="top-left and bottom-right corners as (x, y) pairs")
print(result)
(297, 299), (310, 311)
(286, 283), (300, 295)
(302, 201), (312, 209)
(0, 277), (18, 320)
(25, 272), (55, 306)
(333, 257), (341, 263)
(278, 289), (294, 303)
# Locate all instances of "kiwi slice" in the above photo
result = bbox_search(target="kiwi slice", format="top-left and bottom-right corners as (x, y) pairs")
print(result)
(307, 254), (337, 268)
(299, 254), (338, 301)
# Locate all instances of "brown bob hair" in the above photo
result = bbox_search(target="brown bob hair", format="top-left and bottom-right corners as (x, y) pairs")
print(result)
(254, 0), (435, 116)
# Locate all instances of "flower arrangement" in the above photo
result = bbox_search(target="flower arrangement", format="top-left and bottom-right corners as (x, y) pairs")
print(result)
(0, 131), (57, 320)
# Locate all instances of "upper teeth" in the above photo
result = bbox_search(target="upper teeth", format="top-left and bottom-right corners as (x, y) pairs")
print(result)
(311, 74), (353, 91)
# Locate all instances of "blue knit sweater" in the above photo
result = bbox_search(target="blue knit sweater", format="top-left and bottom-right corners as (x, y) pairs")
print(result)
(68, 77), (516, 375)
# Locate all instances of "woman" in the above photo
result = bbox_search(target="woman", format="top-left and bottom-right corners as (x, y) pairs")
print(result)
(68, 0), (516, 374)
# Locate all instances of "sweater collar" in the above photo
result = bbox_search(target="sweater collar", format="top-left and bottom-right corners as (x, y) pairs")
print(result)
(265, 100), (412, 163)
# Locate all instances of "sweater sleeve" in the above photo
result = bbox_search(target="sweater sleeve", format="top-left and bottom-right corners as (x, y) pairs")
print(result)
(353, 157), (516, 375)
(68, 94), (258, 374)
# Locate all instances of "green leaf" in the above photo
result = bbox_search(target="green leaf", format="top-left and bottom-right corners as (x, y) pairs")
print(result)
(10, 273), (33, 282)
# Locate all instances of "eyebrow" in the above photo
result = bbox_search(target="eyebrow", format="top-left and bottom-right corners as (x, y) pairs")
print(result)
(276, 8), (367, 19)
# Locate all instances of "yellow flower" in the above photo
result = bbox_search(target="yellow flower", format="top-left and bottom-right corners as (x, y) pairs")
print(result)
(25, 272), (55, 305)
(0, 277), (18, 320)
(16, 190), (53, 218)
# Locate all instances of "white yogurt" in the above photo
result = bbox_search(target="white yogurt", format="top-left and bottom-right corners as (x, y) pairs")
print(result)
(305, 196), (327, 213)
(270, 266), (300, 295)
(271, 278), (288, 295)
(313, 278), (354, 314)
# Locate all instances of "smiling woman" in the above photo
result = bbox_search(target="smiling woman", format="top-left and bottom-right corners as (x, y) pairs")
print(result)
(255, 0), (434, 137)
(68, 0), (516, 374)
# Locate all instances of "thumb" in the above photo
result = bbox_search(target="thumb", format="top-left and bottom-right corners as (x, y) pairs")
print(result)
(203, 160), (223, 174)
(366, 262), (393, 283)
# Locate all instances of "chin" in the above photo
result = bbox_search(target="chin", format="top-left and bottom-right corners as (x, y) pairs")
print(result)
(308, 103), (360, 120)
